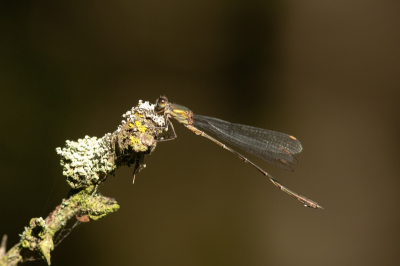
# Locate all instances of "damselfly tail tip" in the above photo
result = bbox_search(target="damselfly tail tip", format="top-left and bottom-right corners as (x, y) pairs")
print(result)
(304, 203), (324, 210)
(300, 197), (323, 209)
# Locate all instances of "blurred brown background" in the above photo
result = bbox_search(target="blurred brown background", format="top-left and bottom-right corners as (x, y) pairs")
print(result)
(1, 1), (400, 265)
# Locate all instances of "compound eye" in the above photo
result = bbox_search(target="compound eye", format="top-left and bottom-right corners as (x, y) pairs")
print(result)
(155, 95), (168, 111)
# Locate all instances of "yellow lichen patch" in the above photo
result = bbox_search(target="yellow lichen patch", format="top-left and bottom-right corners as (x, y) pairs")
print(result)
(130, 136), (140, 146)
(134, 111), (145, 118)
(129, 136), (149, 152)
(128, 122), (134, 129)
(135, 121), (147, 133)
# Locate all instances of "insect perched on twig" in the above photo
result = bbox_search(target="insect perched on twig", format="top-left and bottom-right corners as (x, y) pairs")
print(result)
(154, 96), (323, 209)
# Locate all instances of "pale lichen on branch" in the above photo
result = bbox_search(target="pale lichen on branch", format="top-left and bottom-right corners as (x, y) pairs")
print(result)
(0, 100), (165, 266)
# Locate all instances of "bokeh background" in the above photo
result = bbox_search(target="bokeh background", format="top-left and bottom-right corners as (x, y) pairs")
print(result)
(1, 1), (400, 265)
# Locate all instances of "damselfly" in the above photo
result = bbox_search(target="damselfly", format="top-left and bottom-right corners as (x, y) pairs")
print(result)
(154, 96), (322, 209)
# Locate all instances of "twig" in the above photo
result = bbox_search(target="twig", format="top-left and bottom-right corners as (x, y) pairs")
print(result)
(0, 100), (165, 266)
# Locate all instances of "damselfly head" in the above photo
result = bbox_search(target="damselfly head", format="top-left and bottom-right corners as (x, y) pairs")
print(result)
(155, 95), (168, 112)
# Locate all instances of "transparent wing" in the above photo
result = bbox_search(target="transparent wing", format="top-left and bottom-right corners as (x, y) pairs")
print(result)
(193, 114), (302, 171)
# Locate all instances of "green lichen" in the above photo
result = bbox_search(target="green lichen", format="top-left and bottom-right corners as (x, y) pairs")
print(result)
(20, 218), (53, 265)
(16, 190), (120, 265)
(0, 244), (22, 265)
(79, 194), (120, 221)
